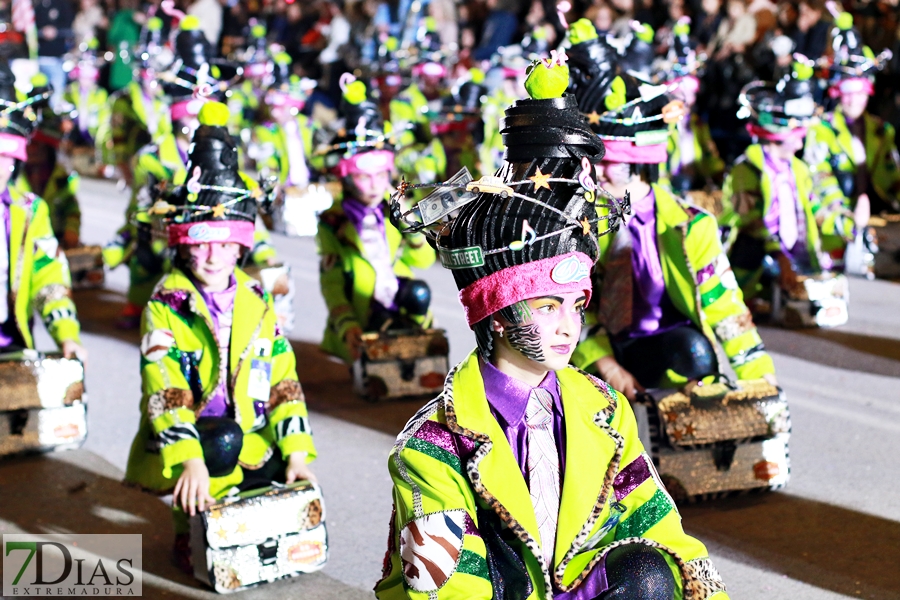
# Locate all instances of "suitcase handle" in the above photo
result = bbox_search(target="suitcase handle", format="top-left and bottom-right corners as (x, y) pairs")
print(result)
(257, 539), (278, 565)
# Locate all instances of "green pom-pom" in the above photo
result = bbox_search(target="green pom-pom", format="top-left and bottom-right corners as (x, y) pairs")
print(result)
(251, 24), (266, 39)
(604, 76), (628, 110)
(180, 15), (200, 31)
(148, 17), (163, 32)
(274, 51), (292, 66)
(524, 60), (569, 100)
(863, 45), (875, 60)
(87, 37), (99, 50)
(836, 12), (853, 31)
(31, 72), (49, 88)
(673, 21), (690, 37)
(469, 67), (485, 85)
(532, 26), (547, 41)
(425, 16), (437, 31)
(568, 19), (598, 45)
(793, 61), (813, 81)
(211, 64), (221, 78)
(343, 80), (368, 105)
(385, 36), (399, 52)
(199, 102), (231, 127)
(635, 23), (654, 43)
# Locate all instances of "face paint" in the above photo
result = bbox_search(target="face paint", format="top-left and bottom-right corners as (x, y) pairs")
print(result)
(496, 291), (586, 372)
(182, 242), (242, 292)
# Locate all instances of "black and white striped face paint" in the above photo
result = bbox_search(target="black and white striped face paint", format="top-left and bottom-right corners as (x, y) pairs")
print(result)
(495, 293), (587, 371)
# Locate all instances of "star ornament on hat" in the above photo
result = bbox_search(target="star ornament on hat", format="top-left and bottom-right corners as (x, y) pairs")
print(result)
(145, 102), (265, 249)
(389, 57), (626, 328)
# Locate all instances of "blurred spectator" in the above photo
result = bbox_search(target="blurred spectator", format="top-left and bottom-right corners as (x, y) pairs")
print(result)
(695, 0), (724, 48)
(107, 0), (141, 91)
(472, 0), (521, 61)
(187, 0), (223, 46)
(585, 0), (615, 35)
(36, 0), (77, 109)
(709, 0), (757, 60)
(73, 0), (108, 46)
(789, 0), (829, 61)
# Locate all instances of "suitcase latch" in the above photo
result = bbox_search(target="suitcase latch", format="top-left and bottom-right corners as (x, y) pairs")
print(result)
(257, 539), (278, 565)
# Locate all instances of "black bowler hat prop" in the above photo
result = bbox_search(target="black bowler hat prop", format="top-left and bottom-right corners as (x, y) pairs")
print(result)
(390, 54), (626, 327)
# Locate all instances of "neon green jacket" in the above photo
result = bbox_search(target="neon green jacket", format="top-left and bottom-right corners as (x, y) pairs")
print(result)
(4, 187), (81, 348)
(720, 144), (822, 294)
(806, 108), (900, 207)
(104, 82), (170, 167)
(390, 85), (447, 185)
(574, 185), (774, 382)
(375, 352), (729, 600)
(17, 163), (81, 244)
(64, 82), (111, 143)
(252, 115), (317, 184)
(124, 267), (316, 495)
(316, 198), (435, 362)
(660, 115), (725, 190)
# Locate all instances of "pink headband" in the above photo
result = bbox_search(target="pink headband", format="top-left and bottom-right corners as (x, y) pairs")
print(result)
(674, 75), (699, 94)
(71, 64), (100, 81)
(0, 133), (28, 161)
(746, 123), (807, 142)
(171, 98), (206, 122)
(459, 252), (594, 327)
(412, 62), (447, 78)
(829, 77), (874, 98)
(244, 62), (270, 78)
(335, 150), (395, 178)
(266, 90), (306, 110)
(168, 220), (255, 248)
(600, 139), (668, 164)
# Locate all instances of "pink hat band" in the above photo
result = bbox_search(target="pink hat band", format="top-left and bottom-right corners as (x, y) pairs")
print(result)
(266, 91), (306, 110)
(413, 62), (447, 78)
(171, 98), (206, 122)
(829, 77), (874, 98)
(746, 123), (807, 143)
(600, 139), (668, 164)
(168, 220), (255, 248)
(458, 252), (594, 327)
(244, 62), (271, 78)
(0, 133), (28, 161)
(335, 150), (395, 178)
(674, 75), (699, 94)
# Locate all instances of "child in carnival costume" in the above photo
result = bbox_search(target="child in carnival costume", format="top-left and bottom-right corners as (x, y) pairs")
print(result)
(0, 63), (85, 359)
(251, 52), (319, 189)
(479, 45), (531, 177)
(431, 68), (488, 178)
(105, 16), (172, 186)
(375, 58), (728, 600)
(389, 18), (448, 189)
(19, 107), (82, 250)
(227, 20), (272, 137)
(805, 12), (899, 217)
(564, 21), (776, 399)
(316, 77), (435, 364)
(720, 61), (848, 302)
(124, 102), (317, 573)
(62, 38), (110, 156)
(652, 18), (725, 196)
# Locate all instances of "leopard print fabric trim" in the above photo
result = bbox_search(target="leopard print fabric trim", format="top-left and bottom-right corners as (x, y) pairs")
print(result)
(34, 284), (70, 314)
(267, 379), (305, 410)
(684, 557), (727, 598)
(147, 388), (194, 421)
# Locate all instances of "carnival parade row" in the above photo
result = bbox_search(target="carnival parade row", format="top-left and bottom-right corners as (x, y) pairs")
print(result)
(0, 1), (896, 597)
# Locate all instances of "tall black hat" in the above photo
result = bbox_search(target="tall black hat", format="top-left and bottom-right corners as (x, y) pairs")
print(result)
(0, 63), (49, 158)
(739, 60), (817, 139)
(827, 11), (891, 96)
(391, 57), (624, 331)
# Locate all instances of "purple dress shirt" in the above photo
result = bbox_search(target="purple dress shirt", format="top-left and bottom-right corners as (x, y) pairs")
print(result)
(626, 190), (690, 339)
(761, 149), (811, 267)
(479, 359), (610, 598)
(195, 274), (237, 418)
(0, 188), (22, 349)
(342, 197), (387, 240)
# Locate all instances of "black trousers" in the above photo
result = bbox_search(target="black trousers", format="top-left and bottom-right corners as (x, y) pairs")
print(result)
(596, 544), (676, 600)
(611, 325), (719, 389)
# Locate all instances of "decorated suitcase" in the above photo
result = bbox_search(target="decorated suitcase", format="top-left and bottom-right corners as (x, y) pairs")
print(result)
(870, 214), (900, 280)
(772, 272), (849, 328)
(272, 183), (337, 237)
(64, 245), (105, 289)
(190, 481), (328, 593)
(634, 379), (790, 502)
(352, 328), (449, 401)
(0, 351), (87, 457)
(243, 263), (295, 334)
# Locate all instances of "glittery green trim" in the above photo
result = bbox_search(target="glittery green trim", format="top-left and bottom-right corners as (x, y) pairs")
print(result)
(456, 549), (490, 581)
(273, 337), (290, 356)
(406, 437), (463, 474)
(700, 281), (727, 308)
(615, 489), (674, 540)
(34, 255), (53, 271)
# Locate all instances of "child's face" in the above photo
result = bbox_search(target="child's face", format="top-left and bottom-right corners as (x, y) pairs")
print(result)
(727, 0), (745, 20)
(496, 291), (587, 373)
(840, 91), (869, 121)
(702, 0), (721, 15)
(182, 242), (242, 290)
(348, 169), (392, 206)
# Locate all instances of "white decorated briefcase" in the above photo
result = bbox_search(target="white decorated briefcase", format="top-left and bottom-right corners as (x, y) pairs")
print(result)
(773, 272), (849, 328)
(64, 245), (105, 289)
(190, 481), (328, 593)
(0, 350), (87, 456)
(352, 328), (450, 401)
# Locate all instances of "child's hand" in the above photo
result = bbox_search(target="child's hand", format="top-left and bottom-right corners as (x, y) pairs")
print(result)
(285, 452), (317, 484)
(344, 326), (364, 361)
(173, 458), (216, 516)
(595, 356), (645, 402)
